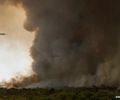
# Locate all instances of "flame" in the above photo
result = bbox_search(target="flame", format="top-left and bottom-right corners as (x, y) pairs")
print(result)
(0, 4), (34, 85)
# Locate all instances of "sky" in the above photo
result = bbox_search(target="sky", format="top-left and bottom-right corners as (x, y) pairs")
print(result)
(0, 3), (35, 84)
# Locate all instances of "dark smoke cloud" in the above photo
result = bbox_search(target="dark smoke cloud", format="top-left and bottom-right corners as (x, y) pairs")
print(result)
(4, 0), (120, 87)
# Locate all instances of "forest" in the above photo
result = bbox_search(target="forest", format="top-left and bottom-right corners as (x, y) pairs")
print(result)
(0, 87), (119, 100)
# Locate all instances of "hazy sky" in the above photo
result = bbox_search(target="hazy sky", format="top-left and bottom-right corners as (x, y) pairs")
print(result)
(0, 3), (35, 83)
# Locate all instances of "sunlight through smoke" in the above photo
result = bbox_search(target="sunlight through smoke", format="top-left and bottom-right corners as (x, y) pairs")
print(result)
(0, 4), (34, 84)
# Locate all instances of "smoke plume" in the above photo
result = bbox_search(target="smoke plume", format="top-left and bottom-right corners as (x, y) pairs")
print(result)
(2, 0), (120, 87)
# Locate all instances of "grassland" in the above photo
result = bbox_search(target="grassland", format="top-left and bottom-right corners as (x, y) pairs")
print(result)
(0, 87), (119, 100)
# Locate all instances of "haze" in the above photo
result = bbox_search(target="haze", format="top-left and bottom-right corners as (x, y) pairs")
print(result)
(0, 4), (34, 84)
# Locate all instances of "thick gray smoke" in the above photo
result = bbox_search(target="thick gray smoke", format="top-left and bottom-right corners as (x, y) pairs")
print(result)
(8, 0), (120, 87)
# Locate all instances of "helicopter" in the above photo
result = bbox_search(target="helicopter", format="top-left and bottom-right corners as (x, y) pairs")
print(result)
(0, 33), (7, 35)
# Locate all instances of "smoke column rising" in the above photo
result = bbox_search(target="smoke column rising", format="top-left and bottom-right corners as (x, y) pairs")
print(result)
(5, 0), (120, 87)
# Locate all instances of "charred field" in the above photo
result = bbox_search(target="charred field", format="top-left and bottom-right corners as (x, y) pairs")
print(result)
(0, 87), (119, 100)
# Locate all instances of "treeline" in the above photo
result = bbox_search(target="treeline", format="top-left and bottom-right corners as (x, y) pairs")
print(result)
(0, 87), (119, 100)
